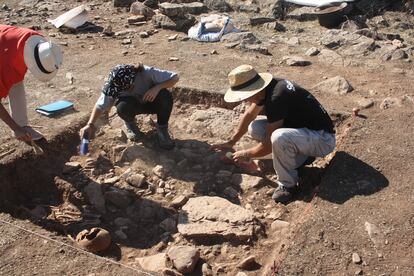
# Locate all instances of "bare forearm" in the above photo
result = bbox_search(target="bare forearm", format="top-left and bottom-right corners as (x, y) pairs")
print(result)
(155, 76), (179, 91)
(230, 112), (255, 144)
(0, 102), (21, 131)
(88, 105), (103, 125)
(247, 141), (272, 158)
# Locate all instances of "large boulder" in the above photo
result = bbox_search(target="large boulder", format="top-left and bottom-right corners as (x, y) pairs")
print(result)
(130, 1), (155, 19)
(159, 2), (207, 17)
(204, 0), (232, 12)
(136, 253), (167, 272)
(84, 182), (106, 213)
(152, 13), (196, 32)
(113, 0), (134, 8)
(177, 196), (258, 243)
(313, 76), (354, 95)
(167, 246), (200, 274)
(221, 32), (260, 45)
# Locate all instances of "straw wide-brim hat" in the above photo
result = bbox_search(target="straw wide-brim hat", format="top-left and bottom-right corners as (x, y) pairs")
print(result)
(224, 65), (273, 103)
(24, 35), (63, 82)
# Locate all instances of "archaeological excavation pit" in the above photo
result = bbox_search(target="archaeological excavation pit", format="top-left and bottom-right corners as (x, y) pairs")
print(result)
(0, 88), (350, 275)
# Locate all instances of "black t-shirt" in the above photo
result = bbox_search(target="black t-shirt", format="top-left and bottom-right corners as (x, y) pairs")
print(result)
(258, 78), (335, 133)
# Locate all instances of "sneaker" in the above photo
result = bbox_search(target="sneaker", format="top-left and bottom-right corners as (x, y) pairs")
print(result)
(156, 125), (175, 150)
(272, 184), (297, 204)
(124, 121), (144, 141)
(22, 126), (44, 141)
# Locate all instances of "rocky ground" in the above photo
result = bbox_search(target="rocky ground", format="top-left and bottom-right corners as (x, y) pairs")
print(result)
(0, 0), (414, 275)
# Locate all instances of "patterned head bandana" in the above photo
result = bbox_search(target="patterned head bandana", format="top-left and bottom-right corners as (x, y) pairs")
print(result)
(102, 64), (137, 98)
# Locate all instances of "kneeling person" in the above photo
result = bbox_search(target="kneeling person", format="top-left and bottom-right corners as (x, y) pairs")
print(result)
(80, 64), (179, 149)
(212, 65), (335, 203)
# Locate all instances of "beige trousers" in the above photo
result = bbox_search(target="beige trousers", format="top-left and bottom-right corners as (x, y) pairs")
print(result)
(248, 117), (336, 188)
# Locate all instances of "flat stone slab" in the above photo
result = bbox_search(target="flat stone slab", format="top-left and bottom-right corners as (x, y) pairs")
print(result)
(177, 196), (257, 243)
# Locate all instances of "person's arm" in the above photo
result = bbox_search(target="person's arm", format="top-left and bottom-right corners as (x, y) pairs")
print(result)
(211, 103), (263, 150)
(0, 102), (31, 141)
(142, 75), (179, 102)
(232, 119), (283, 162)
(79, 94), (114, 139)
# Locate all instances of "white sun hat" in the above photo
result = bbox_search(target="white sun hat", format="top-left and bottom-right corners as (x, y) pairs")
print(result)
(24, 35), (63, 82)
(224, 65), (273, 103)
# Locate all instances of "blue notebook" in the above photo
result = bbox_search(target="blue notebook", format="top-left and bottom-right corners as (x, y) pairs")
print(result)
(36, 100), (74, 116)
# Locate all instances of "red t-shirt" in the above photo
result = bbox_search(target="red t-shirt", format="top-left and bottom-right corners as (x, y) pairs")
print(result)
(0, 25), (41, 99)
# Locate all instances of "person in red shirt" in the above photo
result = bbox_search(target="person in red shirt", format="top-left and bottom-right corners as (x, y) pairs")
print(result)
(0, 25), (62, 142)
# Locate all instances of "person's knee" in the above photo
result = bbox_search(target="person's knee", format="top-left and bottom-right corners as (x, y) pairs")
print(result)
(248, 121), (265, 141)
(271, 129), (289, 151)
(116, 100), (134, 120)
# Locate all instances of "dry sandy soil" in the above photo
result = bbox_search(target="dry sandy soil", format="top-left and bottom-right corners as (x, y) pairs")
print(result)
(0, 0), (413, 275)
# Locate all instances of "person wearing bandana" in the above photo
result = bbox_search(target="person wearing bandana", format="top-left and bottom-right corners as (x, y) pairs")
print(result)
(80, 64), (179, 150)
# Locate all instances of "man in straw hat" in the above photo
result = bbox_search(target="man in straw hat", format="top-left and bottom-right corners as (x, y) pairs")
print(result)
(212, 65), (335, 204)
(0, 25), (63, 142)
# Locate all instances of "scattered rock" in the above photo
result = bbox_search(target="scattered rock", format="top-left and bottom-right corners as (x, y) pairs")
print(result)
(168, 34), (178, 41)
(380, 97), (399, 110)
(365, 221), (385, 247)
(223, 186), (239, 198)
(114, 217), (132, 227)
(103, 176), (120, 185)
(210, 49), (218, 55)
(171, 195), (189, 209)
(369, 15), (388, 27)
(271, 220), (290, 231)
(221, 32), (260, 45)
(318, 49), (344, 66)
(153, 165), (167, 179)
(121, 38), (132, 45)
(115, 229), (128, 240)
(167, 246), (200, 274)
(84, 182), (106, 213)
(287, 6), (317, 21)
(306, 47), (320, 56)
(287, 36), (300, 46)
(169, 57), (180, 61)
(104, 189), (132, 209)
(136, 253), (167, 272)
(232, 174), (264, 192)
(159, 2), (207, 17)
(160, 217), (177, 233)
(357, 98), (374, 109)
(267, 208), (286, 220)
(263, 21), (286, 32)
(113, 0), (135, 8)
(242, 44), (270, 55)
(236, 273), (248, 276)
(238, 4), (260, 13)
(152, 13), (196, 32)
(177, 196), (257, 242)
(130, 1), (155, 19)
(352, 252), (362, 264)
(237, 255), (260, 270)
(65, 72), (74, 84)
(63, 161), (80, 174)
(201, 263), (213, 276)
(355, 269), (363, 275)
(128, 15), (146, 24)
(204, 0), (232, 12)
(283, 55), (311, 66)
(313, 76), (353, 95)
(139, 31), (149, 38)
(126, 173), (146, 188)
(249, 17), (275, 26)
